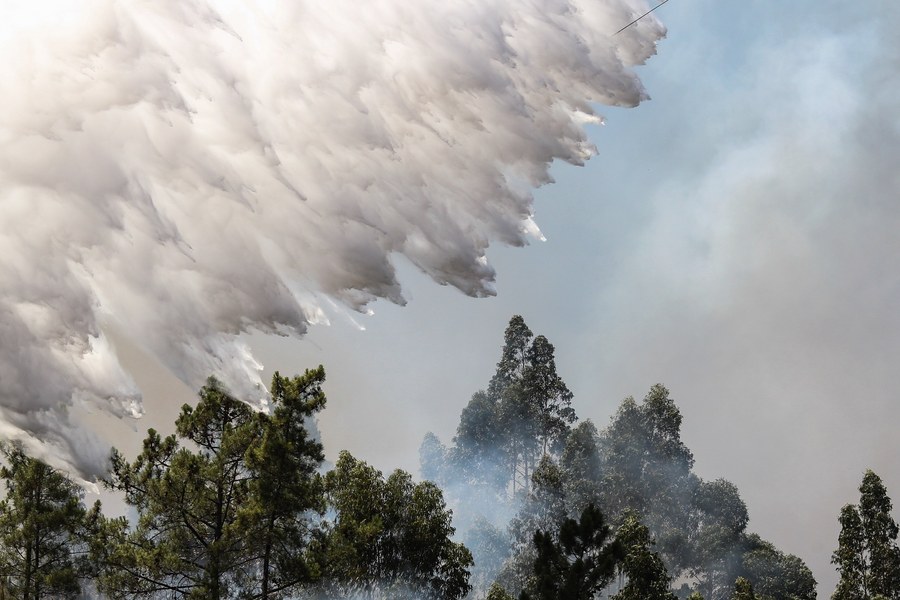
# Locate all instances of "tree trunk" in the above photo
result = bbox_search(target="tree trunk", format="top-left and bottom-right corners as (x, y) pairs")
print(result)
(261, 513), (276, 600)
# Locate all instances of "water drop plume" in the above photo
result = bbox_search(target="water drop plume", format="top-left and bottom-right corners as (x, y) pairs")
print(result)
(0, 0), (664, 473)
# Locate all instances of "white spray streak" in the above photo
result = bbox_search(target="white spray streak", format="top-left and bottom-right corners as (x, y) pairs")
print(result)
(0, 0), (663, 473)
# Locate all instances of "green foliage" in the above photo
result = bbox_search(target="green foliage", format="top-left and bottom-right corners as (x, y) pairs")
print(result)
(321, 451), (473, 599)
(859, 470), (900, 597)
(832, 470), (900, 600)
(690, 478), (749, 599)
(492, 368), (815, 600)
(559, 420), (603, 516)
(97, 378), (260, 598)
(832, 504), (865, 600)
(599, 386), (697, 573)
(0, 443), (90, 599)
(446, 315), (576, 500)
(521, 504), (621, 600)
(510, 457), (568, 548)
(242, 367), (328, 598)
(95, 372), (326, 599)
(464, 517), (511, 593)
(612, 511), (677, 600)
(499, 457), (570, 595)
(732, 577), (757, 600)
(741, 534), (816, 600)
(451, 390), (509, 493)
(485, 581), (515, 600)
(522, 334), (576, 456)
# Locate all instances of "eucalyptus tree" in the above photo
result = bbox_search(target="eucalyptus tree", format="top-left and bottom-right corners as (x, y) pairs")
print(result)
(832, 470), (900, 599)
(599, 385), (697, 574)
(450, 315), (576, 498)
(612, 511), (677, 600)
(732, 577), (757, 600)
(741, 533), (816, 600)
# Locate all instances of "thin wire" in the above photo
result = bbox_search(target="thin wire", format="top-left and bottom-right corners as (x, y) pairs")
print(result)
(613, 0), (672, 36)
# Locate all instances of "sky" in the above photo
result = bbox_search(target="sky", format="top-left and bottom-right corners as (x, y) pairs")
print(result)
(2, 0), (899, 596)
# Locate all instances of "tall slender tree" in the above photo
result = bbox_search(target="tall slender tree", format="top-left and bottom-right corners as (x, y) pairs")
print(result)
(859, 471), (900, 597)
(833, 470), (900, 600)
(832, 504), (865, 600)
(0, 443), (90, 599)
(492, 317), (576, 495)
(451, 390), (508, 494)
(612, 511), (677, 600)
(243, 367), (327, 599)
(691, 479), (749, 600)
(559, 420), (603, 517)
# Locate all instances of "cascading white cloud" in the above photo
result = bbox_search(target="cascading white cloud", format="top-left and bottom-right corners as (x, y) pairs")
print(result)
(0, 0), (664, 473)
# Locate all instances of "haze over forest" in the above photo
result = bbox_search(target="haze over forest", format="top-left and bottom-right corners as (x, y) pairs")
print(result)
(0, 0), (898, 598)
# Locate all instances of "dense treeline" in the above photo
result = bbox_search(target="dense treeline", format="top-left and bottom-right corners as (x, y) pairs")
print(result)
(0, 315), (896, 599)
(420, 316), (898, 599)
(0, 369), (471, 599)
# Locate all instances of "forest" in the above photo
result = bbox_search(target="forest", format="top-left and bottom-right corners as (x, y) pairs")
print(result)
(0, 317), (897, 600)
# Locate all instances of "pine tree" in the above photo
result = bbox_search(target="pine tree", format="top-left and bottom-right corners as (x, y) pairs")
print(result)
(521, 504), (621, 600)
(0, 443), (90, 599)
(243, 367), (327, 598)
(95, 373), (326, 599)
(96, 378), (260, 599)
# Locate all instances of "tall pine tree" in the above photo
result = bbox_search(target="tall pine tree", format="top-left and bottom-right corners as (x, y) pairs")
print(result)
(0, 443), (90, 600)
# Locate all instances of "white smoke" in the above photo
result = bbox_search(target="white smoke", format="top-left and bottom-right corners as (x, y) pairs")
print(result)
(0, 0), (664, 473)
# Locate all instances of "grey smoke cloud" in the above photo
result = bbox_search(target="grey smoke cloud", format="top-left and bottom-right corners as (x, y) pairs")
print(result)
(590, 5), (900, 593)
(0, 0), (664, 473)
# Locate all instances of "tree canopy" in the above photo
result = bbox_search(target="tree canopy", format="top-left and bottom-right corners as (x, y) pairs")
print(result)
(0, 442), (91, 599)
(0, 314), (837, 600)
(832, 470), (900, 600)
(321, 451), (472, 599)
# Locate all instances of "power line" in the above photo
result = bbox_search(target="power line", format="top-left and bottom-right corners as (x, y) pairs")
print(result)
(613, 0), (672, 36)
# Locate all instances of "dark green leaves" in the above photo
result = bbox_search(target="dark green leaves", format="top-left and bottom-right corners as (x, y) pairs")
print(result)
(0, 442), (90, 600)
(321, 451), (473, 600)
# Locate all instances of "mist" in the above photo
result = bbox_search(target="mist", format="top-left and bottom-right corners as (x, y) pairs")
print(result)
(0, 0), (665, 473)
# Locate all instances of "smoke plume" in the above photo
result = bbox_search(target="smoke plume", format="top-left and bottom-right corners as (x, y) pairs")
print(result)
(0, 0), (664, 473)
